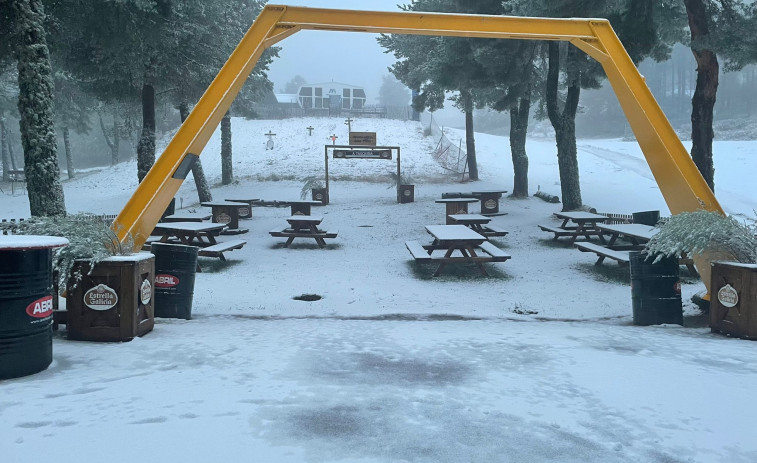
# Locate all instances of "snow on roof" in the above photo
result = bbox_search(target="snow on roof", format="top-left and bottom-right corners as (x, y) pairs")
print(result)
(274, 93), (299, 104)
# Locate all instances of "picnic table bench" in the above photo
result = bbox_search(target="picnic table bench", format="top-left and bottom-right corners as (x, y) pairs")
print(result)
(448, 214), (508, 238)
(575, 242), (631, 265)
(269, 216), (337, 248)
(406, 225), (511, 276)
(197, 239), (246, 261)
(538, 211), (608, 243)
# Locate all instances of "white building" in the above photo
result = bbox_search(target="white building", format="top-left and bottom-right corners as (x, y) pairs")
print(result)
(296, 81), (366, 110)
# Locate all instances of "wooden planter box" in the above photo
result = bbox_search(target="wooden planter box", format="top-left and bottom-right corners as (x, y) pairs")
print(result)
(710, 261), (757, 340)
(398, 184), (414, 203)
(311, 188), (329, 205)
(65, 254), (155, 342)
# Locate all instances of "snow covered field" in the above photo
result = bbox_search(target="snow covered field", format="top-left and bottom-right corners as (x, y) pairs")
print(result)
(1, 117), (756, 462)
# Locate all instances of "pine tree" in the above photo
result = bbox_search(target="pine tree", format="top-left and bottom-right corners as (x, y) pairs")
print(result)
(9, 0), (66, 216)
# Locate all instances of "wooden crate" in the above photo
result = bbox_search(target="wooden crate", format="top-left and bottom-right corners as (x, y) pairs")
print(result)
(66, 254), (155, 342)
(710, 262), (757, 340)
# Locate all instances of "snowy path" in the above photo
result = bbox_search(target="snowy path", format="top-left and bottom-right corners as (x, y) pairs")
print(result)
(3, 317), (755, 463)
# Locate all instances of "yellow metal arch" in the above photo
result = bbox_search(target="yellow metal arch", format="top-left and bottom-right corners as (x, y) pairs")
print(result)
(113, 5), (723, 292)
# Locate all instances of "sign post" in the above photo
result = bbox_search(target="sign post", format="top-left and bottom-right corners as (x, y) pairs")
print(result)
(306, 126), (314, 136)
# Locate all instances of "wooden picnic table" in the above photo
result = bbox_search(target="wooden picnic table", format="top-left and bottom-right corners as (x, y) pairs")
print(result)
(597, 223), (657, 247)
(448, 213), (508, 238)
(539, 211), (608, 243)
(435, 198), (479, 224)
(285, 199), (323, 216)
(577, 223), (697, 274)
(471, 190), (508, 215)
(269, 216), (338, 248)
(201, 201), (249, 234)
(224, 198), (259, 219)
(152, 222), (227, 247)
(420, 224), (508, 276)
(162, 211), (212, 223)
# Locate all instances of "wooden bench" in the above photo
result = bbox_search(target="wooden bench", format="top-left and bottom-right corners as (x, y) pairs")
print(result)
(575, 242), (630, 265)
(269, 227), (338, 247)
(405, 240), (433, 262)
(478, 241), (511, 262)
(538, 224), (605, 240)
(481, 224), (509, 238)
(197, 239), (246, 261)
(405, 240), (511, 263)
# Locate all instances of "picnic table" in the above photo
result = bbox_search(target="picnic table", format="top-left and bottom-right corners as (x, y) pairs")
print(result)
(152, 222), (227, 246)
(448, 214), (508, 238)
(201, 201), (249, 234)
(538, 211), (608, 243)
(224, 198), (259, 219)
(285, 199), (323, 216)
(269, 216), (338, 248)
(471, 190), (508, 215)
(435, 198), (479, 224)
(576, 223), (697, 274)
(405, 225), (511, 277)
(162, 211), (212, 223)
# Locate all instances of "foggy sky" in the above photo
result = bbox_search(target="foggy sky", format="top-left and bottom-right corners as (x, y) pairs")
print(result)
(266, 0), (405, 104)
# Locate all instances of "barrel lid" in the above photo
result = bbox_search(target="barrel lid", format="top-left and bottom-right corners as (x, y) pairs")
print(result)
(0, 235), (69, 250)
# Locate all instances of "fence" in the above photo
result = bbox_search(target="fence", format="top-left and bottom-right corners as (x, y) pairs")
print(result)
(421, 112), (467, 176)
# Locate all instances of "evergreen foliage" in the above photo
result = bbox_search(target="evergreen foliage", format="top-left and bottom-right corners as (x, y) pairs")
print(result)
(645, 210), (757, 264)
(10, 0), (67, 217)
(0, 214), (133, 290)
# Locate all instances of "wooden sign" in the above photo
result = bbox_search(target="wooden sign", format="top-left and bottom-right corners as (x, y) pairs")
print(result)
(349, 132), (377, 146)
(333, 149), (392, 160)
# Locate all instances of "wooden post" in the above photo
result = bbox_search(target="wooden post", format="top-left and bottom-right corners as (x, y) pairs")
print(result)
(396, 147), (401, 203)
(324, 145), (330, 198)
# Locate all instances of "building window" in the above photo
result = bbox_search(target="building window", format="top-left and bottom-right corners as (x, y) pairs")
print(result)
(315, 87), (322, 97)
(343, 88), (351, 98)
(315, 97), (323, 108)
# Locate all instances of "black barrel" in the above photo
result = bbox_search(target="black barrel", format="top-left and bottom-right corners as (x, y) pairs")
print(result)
(151, 243), (198, 320)
(0, 248), (55, 379)
(629, 251), (683, 326)
(632, 210), (660, 226)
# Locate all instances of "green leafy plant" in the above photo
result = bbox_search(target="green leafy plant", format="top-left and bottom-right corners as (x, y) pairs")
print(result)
(0, 214), (133, 289)
(300, 176), (325, 200)
(645, 210), (757, 264)
(387, 171), (414, 189)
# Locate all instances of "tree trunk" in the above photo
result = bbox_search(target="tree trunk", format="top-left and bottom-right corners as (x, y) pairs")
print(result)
(509, 97), (530, 198)
(179, 102), (212, 202)
(1, 117), (9, 182)
(546, 42), (582, 211)
(63, 125), (74, 179)
(99, 113), (120, 165)
(11, 0), (66, 216)
(460, 90), (478, 181)
(221, 112), (233, 185)
(137, 64), (156, 183)
(683, 0), (718, 191)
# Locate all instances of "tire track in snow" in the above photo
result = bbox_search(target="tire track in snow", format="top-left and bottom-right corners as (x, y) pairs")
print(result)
(578, 143), (654, 181)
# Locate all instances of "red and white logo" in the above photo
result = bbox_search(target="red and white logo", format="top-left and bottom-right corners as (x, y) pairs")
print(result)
(26, 295), (54, 318)
(155, 274), (180, 288)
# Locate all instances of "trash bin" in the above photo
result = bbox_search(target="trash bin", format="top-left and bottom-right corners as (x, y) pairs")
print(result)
(632, 210), (660, 226)
(151, 243), (198, 320)
(629, 251), (682, 326)
(398, 185), (415, 203)
(0, 235), (68, 379)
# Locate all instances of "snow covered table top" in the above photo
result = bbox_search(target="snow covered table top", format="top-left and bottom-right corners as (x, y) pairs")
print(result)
(0, 235), (69, 250)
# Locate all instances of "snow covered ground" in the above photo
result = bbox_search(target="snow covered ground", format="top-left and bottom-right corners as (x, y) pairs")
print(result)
(1, 116), (756, 462)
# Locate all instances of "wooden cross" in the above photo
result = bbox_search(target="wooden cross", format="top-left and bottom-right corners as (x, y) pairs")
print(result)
(306, 126), (314, 136)
(265, 131), (276, 150)
(329, 134), (338, 145)
(344, 117), (353, 133)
